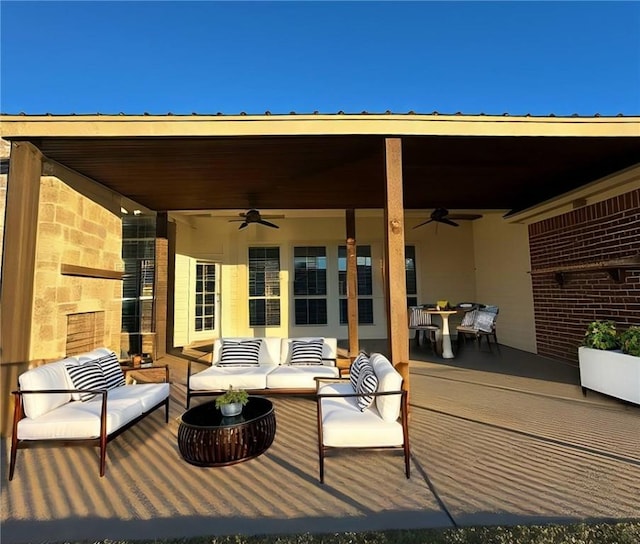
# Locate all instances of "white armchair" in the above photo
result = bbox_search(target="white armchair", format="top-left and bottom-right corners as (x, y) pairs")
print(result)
(315, 352), (410, 483)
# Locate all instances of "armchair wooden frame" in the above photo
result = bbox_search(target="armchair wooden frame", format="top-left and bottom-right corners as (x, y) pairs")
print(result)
(315, 376), (410, 484)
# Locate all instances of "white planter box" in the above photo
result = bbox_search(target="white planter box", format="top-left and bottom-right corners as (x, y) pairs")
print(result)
(578, 346), (640, 405)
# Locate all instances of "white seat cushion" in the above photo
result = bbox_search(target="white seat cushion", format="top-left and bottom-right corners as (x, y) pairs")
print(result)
(17, 396), (143, 440)
(318, 383), (404, 447)
(18, 358), (78, 419)
(266, 365), (339, 389)
(189, 364), (276, 391)
(105, 383), (170, 412)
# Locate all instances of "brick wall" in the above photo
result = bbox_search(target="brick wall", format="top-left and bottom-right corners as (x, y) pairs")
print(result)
(529, 189), (640, 363)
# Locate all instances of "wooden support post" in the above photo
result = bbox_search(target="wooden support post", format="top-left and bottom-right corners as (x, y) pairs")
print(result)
(383, 138), (409, 390)
(165, 219), (177, 354)
(345, 209), (359, 359)
(154, 212), (170, 360)
(1, 142), (43, 364)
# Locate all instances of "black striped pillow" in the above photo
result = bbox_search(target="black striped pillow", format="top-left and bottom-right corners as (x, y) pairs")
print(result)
(356, 366), (378, 411)
(98, 353), (126, 390)
(219, 339), (261, 366)
(289, 339), (324, 366)
(349, 352), (370, 392)
(66, 361), (107, 402)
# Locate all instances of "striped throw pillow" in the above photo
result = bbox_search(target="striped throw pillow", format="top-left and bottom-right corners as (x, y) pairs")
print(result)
(289, 339), (324, 366)
(356, 365), (378, 411)
(66, 361), (107, 402)
(219, 339), (261, 366)
(349, 351), (371, 392)
(98, 352), (126, 390)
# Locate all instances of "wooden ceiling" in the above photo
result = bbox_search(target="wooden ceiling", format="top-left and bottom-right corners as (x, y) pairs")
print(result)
(24, 134), (640, 213)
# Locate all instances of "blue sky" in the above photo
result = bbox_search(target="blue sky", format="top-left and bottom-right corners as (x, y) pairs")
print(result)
(1, 1), (639, 116)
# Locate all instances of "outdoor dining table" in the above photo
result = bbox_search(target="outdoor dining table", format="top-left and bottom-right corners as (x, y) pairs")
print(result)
(424, 309), (459, 359)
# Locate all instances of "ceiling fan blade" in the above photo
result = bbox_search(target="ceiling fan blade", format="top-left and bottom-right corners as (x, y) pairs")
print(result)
(238, 222), (249, 230)
(448, 213), (483, 221)
(439, 217), (460, 227)
(258, 219), (280, 229)
(413, 219), (434, 229)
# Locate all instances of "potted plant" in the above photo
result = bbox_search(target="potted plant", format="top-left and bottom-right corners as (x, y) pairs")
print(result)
(578, 320), (639, 405)
(620, 326), (640, 357)
(582, 320), (619, 350)
(215, 385), (249, 416)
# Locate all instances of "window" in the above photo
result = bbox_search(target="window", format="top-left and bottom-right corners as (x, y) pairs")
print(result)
(405, 245), (418, 307)
(293, 246), (327, 325)
(121, 216), (156, 348)
(248, 247), (280, 326)
(195, 262), (216, 332)
(338, 245), (373, 324)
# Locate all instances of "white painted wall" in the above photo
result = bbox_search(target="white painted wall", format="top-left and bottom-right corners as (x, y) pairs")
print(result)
(171, 210), (536, 352)
(472, 214), (537, 352)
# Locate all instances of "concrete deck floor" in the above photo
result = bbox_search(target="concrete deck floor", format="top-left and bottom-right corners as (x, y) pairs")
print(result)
(2, 342), (639, 543)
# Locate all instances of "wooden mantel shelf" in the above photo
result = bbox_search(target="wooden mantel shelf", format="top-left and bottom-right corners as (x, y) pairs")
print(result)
(530, 255), (640, 286)
(61, 264), (124, 280)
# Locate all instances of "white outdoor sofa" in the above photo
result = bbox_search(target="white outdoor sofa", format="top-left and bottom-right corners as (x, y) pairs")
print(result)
(315, 351), (410, 483)
(187, 337), (339, 408)
(9, 348), (170, 480)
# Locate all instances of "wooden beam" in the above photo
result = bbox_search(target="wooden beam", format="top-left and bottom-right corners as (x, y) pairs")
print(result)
(1, 142), (43, 364)
(345, 209), (359, 359)
(383, 138), (409, 389)
(60, 264), (124, 280)
(42, 158), (124, 216)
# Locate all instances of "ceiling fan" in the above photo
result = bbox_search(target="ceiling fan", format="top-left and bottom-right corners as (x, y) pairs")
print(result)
(413, 208), (483, 229)
(230, 209), (282, 230)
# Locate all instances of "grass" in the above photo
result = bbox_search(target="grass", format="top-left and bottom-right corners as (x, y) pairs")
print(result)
(77, 521), (640, 544)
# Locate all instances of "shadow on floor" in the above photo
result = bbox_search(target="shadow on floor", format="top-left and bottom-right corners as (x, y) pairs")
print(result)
(338, 337), (581, 387)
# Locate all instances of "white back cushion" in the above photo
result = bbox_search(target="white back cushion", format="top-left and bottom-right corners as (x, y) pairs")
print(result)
(77, 348), (114, 362)
(213, 337), (281, 366)
(369, 353), (403, 422)
(280, 337), (337, 365)
(19, 358), (78, 419)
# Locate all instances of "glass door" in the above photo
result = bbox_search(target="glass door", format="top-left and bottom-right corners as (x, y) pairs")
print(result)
(190, 261), (220, 343)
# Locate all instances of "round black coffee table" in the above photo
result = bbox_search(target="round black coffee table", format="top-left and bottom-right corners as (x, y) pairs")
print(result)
(178, 396), (276, 467)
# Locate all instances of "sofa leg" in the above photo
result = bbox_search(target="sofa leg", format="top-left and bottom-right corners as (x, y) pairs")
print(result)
(581, 386), (588, 397)
(319, 448), (325, 484)
(9, 438), (18, 481)
(99, 437), (107, 477)
(165, 398), (170, 423)
(404, 445), (410, 479)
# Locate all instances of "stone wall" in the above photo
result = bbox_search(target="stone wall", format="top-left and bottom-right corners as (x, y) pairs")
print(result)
(30, 176), (123, 359)
(0, 139), (10, 279)
(529, 189), (640, 363)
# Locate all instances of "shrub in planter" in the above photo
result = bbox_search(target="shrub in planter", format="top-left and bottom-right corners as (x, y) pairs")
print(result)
(620, 326), (640, 357)
(582, 320), (619, 350)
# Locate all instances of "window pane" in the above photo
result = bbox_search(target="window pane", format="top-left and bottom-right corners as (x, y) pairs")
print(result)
(339, 298), (374, 325)
(249, 247), (281, 327)
(405, 245), (417, 296)
(194, 261), (216, 332)
(249, 299), (266, 326)
(250, 299), (280, 326)
(294, 246), (327, 296)
(358, 299), (374, 324)
(295, 299), (327, 325)
(338, 245), (372, 296)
